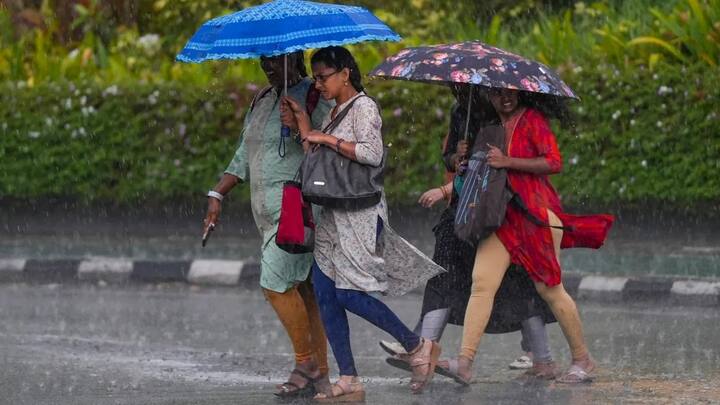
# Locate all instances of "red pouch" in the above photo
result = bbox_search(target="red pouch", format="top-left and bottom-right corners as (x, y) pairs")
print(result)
(276, 181), (315, 253)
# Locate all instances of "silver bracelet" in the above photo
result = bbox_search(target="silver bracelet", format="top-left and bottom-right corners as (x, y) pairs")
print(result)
(207, 190), (224, 202)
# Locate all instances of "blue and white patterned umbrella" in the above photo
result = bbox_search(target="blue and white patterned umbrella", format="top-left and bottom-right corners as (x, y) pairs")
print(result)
(176, 0), (401, 63)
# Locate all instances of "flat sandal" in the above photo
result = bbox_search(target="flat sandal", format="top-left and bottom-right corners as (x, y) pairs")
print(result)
(408, 338), (441, 394)
(274, 368), (318, 399)
(314, 379), (365, 403)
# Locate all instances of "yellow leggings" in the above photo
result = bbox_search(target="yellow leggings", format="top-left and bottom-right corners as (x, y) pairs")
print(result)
(460, 210), (589, 362)
(263, 278), (329, 374)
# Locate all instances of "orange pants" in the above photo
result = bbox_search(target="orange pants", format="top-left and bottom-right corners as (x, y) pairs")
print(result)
(263, 278), (328, 374)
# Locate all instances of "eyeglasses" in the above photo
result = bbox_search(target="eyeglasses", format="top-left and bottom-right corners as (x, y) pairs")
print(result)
(312, 70), (339, 83)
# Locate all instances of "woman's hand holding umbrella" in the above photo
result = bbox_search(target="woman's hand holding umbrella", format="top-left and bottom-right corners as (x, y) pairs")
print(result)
(282, 96), (323, 144)
(451, 139), (469, 172)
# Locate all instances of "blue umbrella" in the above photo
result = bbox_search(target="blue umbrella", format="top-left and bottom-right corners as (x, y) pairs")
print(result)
(176, 0), (401, 63)
(176, 0), (401, 157)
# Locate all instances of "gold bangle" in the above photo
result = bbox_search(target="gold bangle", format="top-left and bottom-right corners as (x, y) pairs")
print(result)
(439, 186), (448, 200)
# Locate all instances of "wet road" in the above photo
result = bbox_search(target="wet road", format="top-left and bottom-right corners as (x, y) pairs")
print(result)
(1, 283), (719, 404)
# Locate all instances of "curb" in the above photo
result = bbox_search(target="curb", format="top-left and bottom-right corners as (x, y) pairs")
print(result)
(0, 258), (260, 286)
(0, 258), (718, 305)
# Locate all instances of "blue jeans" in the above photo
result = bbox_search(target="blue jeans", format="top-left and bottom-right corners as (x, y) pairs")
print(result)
(311, 218), (420, 376)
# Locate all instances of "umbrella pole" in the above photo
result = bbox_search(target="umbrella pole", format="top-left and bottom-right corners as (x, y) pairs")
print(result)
(278, 54), (290, 158)
(284, 54), (288, 97)
(463, 85), (473, 141)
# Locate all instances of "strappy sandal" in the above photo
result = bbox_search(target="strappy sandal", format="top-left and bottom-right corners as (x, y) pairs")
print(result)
(274, 368), (317, 399)
(408, 338), (441, 394)
(388, 354), (462, 382)
(436, 357), (471, 386)
(314, 378), (365, 403)
(556, 363), (594, 384)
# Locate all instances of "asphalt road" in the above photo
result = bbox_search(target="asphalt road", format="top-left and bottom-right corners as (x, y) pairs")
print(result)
(1, 283), (719, 404)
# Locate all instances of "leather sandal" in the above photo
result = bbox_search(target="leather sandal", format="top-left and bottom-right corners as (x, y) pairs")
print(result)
(436, 357), (471, 386)
(408, 338), (441, 394)
(314, 378), (365, 403)
(556, 362), (595, 384)
(274, 368), (317, 399)
(524, 361), (558, 380)
(389, 354), (461, 382)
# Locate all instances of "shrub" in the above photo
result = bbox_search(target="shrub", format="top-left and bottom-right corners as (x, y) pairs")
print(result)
(0, 80), (247, 202)
(555, 61), (720, 206)
(2, 62), (718, 210)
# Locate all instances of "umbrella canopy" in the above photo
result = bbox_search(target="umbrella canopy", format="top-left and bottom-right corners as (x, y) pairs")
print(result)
(176, 0), (401, 63)
(369, 40), (577, 99)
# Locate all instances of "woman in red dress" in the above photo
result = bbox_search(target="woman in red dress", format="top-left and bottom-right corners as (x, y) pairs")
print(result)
(443, 88), (614, 384)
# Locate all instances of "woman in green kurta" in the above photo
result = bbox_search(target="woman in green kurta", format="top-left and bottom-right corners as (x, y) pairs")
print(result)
(202, 51), (333, 398)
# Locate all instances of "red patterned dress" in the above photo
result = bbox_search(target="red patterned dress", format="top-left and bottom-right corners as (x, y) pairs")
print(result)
(496, 108), (614, 287)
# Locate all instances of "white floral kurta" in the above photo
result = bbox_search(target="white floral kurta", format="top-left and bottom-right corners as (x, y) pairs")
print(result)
(314, 92), (445, 296)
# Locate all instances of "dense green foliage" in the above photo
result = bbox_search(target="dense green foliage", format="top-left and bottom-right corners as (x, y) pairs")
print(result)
(555, 62), (719, 206)
(1, 0), (719, 209)
(2, 61), (717, 207)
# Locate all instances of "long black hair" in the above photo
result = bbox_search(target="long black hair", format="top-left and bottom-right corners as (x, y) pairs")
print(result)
(452, 84), (501, 125)
(310, 46), (364, 92)
(517, 91), (575, 128)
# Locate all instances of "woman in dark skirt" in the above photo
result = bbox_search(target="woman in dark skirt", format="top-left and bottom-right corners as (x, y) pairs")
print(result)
(382, 85), (558, 379)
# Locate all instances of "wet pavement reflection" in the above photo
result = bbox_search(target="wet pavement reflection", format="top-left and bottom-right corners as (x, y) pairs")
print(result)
(0, 283), (718, 404)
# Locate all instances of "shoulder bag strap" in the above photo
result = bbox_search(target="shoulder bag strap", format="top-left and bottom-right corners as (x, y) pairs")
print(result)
(249, 86), (273, 114)
(509, 193), (570, 231)
(321, 95), (369, 134)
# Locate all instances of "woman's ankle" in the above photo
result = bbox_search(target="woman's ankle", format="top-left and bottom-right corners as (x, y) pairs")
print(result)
(571, 353), (593, 368)
(337, 375), (360, 387)
(407, 337), (426, 356)
(296, 359), (319, 374)
(458, 355), (474, 371)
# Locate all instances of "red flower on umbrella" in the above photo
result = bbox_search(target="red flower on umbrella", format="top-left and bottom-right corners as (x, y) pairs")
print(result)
(521, 78), (540, 92)
(451, 70), (471, 82)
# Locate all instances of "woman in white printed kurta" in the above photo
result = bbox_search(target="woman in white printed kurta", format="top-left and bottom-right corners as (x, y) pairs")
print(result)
(283, 46), (444, 401)
(312, 93), (443, 296)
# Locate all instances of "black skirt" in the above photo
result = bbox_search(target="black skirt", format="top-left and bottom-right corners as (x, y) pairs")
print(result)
(420, 200), (556, 334)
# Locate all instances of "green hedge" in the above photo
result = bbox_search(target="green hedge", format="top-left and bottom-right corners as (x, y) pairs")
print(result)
(556, 62), (720, 206)
(0, 81), (247, 201)
(1, 61), (718, 208)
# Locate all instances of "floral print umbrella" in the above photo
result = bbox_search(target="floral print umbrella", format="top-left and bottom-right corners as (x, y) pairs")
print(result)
(369, 40), (578, 99)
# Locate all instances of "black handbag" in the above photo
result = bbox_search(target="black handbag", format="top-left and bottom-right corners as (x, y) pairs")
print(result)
(301, 95), (386, 210)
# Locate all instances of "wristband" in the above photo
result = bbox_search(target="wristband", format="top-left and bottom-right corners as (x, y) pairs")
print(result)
(439, 186), (448, 200)
(336, 138), (345, 152)
(207, 190), (224, 202)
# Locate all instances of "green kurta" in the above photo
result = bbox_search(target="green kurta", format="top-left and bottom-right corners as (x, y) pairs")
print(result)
(225, 78), (331, 293)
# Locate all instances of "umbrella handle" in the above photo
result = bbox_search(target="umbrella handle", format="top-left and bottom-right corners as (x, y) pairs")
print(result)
(279, 126), (291, 158)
